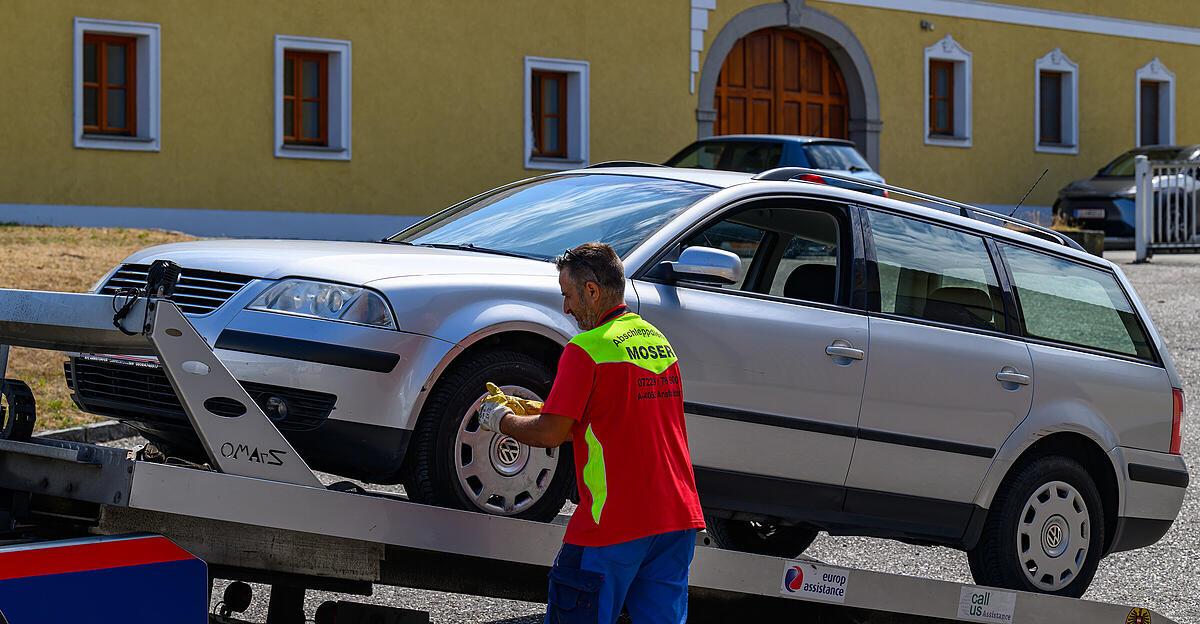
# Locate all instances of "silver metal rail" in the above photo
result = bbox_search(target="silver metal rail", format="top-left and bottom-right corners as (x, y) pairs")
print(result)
(1136, 155), (1200, 261)
(753, 166), (1086, 252)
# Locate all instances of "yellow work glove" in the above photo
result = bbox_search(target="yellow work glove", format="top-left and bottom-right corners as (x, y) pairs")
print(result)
(483, 382), (543, 416)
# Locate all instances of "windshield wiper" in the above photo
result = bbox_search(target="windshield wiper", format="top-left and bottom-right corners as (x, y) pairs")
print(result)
(415, 242), (542, 261)
(848, 166), (868, 173)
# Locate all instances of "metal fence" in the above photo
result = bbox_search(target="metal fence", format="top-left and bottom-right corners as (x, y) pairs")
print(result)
(1135, 154), (1200, 261)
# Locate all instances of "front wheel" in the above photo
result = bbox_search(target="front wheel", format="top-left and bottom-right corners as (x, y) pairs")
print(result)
(404, 350), (574, 522)
(705, 515), (818, 558)
(967, 456), (1104, 598)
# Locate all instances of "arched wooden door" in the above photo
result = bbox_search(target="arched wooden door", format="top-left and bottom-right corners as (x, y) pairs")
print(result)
(714, 28), (849, 138)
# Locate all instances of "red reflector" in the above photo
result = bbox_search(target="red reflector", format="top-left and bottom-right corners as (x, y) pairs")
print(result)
(796, 174), (826, 184)
(1171, 388), (1184, 455)
(881, 189), (889, 198)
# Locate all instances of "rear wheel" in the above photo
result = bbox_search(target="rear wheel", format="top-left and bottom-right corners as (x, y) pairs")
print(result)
(404, 350), (574, 522)
(705, 515), (818, 558)
(967, 456), (1104, 598)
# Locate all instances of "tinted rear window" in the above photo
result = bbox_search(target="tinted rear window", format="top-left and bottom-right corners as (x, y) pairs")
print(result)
(667, 141), (783, 173)
(802, 143), (871, 172)
(869, 210), (1006, 333)
(1000, 244), (1153, 359)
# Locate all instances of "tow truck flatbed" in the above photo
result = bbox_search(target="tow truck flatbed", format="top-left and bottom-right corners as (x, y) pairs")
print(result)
(0, 281), (1179, 623)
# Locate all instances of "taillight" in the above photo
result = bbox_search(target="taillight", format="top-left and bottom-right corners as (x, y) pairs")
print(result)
(796, 174), (826, 185)
(881, 189), (890, 198)
(1170, 388), (1184, 454)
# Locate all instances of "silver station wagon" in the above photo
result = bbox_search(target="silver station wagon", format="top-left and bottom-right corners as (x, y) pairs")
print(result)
(70, 166), (1187, 597)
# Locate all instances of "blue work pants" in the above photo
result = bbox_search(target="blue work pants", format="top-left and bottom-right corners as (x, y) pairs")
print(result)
(544, 529), (696, 624)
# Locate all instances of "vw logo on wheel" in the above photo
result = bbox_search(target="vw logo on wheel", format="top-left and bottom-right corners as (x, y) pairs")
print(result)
(1045, 524), (1063, 549)
(496, 437), (522, 466)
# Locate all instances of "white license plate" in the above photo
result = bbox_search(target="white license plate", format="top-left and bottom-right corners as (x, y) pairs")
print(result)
(1074, 208), (1105, 219)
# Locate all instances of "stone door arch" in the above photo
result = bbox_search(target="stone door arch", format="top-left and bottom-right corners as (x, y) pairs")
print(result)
(698, 2), (882, 169)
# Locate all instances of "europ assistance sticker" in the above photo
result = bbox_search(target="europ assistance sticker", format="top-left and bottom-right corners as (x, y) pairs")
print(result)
(779, 561), (850, 604)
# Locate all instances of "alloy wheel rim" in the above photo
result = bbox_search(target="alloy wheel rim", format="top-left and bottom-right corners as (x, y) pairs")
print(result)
(454, 384), (558, 516)
(1016, 480), (1090, 592)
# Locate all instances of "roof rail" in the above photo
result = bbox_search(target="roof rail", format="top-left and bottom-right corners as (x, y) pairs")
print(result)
(753, 167), (1084, 252)
(586, 160), (668, 169)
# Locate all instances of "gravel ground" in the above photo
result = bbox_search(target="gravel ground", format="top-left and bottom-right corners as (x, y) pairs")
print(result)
(103, 250), (1199, 622)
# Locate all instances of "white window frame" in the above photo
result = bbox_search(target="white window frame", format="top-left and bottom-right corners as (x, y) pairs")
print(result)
(1135, 58), (1175, 147)
(923, 35), (972, 148)
(524, 56), (589, 170)
(73, 17), (160, 152)
(1034, 48), (1079, 155)
(274, 35), (352, 161)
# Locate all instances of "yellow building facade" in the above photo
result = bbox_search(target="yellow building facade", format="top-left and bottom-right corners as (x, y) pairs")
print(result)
(2, 1), (1198, 235)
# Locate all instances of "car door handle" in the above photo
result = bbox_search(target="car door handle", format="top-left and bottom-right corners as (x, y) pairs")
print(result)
(826, 343), (865, 360)
(996, 369), (1031, 385)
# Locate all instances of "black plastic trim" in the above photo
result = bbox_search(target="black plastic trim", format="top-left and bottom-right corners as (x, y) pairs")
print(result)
(215, 330), (399, 373)
(121, 418), (414, 484)
(1109, 516), (1175, 553)
(1128, 463), (1190, 488)
(693, 467), (980, 547)
(856, 429), (996, 459)
(685, 402), (858, 438)
(686, 401), (996, 458)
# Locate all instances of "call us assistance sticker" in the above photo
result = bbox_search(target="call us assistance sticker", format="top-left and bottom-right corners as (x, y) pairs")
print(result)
(779, 560), (850, 604)
(957, 586), (1017, 623)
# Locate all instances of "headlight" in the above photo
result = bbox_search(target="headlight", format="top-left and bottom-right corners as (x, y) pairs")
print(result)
(247, 279), (396, 329)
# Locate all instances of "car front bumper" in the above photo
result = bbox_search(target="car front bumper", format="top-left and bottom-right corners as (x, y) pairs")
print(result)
(67, 289), (458, 483)
(1055, 196), (1136, 240)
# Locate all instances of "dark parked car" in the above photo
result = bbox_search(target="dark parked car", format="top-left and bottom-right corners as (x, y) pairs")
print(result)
(665, 134), (886, 195)
(1054, 144), (1200, 248)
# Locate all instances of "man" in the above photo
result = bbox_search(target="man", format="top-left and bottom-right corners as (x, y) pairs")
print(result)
(477, 242), (705, 624)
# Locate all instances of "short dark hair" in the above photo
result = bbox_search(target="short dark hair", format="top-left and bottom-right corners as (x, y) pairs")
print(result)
(555, 243), (625, 297)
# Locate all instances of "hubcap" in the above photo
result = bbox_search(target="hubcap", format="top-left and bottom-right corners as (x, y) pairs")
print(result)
(454, 385), (558, 516)
(1017, 480), (1090, 592)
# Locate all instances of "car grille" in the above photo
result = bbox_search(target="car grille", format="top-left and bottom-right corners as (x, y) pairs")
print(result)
(65, 357), (336, 432)
(98, 264), (256, 315)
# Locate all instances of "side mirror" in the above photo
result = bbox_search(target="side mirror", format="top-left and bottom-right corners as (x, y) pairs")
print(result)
(659, 246), (742, 285)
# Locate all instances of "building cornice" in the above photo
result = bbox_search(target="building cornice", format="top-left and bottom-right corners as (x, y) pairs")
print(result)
(820, 0), (1200, 46)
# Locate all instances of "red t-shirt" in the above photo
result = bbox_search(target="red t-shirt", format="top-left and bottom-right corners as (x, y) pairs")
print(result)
(542, 309), (705, 547)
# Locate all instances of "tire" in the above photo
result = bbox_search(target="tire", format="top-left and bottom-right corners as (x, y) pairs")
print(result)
(967, 456), (1105, 598)
(404, 349), (574, 522)
(705, 515), (818, 558)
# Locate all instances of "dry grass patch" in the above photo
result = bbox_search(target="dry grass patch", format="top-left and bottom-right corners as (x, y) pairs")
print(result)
(1, 225), (196, 431)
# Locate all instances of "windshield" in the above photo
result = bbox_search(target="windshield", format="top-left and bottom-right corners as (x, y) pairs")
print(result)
(392, 174), (716, 259)
(665, 141), (783, 173)
(802, 143), (871, 171)
(1099, 148), (1190, 176)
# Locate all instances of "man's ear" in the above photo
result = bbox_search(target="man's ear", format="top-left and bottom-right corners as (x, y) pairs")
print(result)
(585, 281), (603, 302)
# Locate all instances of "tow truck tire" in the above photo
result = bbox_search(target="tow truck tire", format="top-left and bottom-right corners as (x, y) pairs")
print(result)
(404, 350), (574, 523)
(0, 379), (36, 442)
(967, 456), (1104, 598)
(705, 515), (818, 558)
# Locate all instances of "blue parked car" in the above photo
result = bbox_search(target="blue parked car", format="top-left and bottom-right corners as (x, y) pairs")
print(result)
(664, 134), (887, 196)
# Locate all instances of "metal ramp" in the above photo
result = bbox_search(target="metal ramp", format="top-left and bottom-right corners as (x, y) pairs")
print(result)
(0, 279), (1180, 623)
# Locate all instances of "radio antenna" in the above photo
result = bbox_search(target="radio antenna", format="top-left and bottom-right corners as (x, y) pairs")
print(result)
(1009, 168), (1049, 218)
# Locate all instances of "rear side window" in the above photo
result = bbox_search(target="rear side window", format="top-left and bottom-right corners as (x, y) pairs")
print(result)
(868, 210), (1006, 332)
(802, 143), (871, 172)
(999, 244), (1154, 359)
